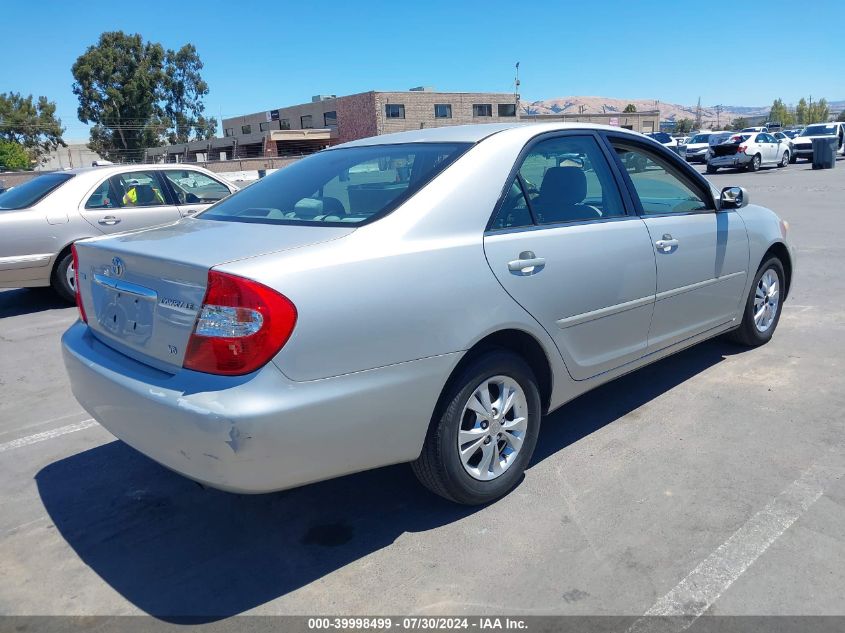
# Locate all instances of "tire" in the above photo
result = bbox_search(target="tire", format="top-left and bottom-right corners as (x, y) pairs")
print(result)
(51, 251), (76, 303)
(746, 154), (762, 172)
(411, 350), (542, 505)
(789, 152), (797, 164)
(727, 257), (785, 347)
(779, 151), (789, 168)
(706, 164), (718, 174)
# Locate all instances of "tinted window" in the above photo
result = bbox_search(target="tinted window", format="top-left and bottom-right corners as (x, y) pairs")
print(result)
(517, 135), (625, 224)
(200, 142), (470, 226)
(490, 181), (534, 230)
(649, 132), (673, 143)
(613, 142), (710, 215)
(689, 134), (712, 144)
(801, 124), (836, 136)
(162, 170), (230, 204)
(0, 173), (74, 210)
(86, 171), (167, 209)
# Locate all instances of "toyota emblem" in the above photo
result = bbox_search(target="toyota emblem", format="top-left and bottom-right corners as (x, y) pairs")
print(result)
(110, 256), (125, 278)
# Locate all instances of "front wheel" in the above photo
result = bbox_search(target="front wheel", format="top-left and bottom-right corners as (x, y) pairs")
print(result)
(51, 251), (76, 303)
(779, 151), (789, 167)
(727, 257), (785, 347)
(411, 351), (542, 505)
(746, 154), (762, 172)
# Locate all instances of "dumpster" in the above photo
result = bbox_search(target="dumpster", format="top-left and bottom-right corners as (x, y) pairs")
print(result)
(812, 137), (837, 169)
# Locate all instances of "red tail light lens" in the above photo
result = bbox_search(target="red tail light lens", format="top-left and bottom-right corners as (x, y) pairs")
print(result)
(183, 271), (297, 376)
(71, 244), (87, 323)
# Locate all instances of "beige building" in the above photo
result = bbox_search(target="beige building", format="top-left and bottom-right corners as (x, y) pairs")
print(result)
(522, 110), (660, 134)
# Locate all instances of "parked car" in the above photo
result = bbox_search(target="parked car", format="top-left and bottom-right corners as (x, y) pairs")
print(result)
(685, 131), (731, 163)
(63, 123), (795, 505)
(781, 129), (802, 140)
(647, 132), (687, 159)
(789, 122), (845, 162)
(741, 126), (769, 133)
(772, 131), (797, 163)
(0, 165), (237, 301)
(707, 132), (791, 172)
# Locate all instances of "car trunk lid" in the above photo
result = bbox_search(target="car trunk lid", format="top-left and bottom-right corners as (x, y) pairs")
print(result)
(74, 218), (353, 372)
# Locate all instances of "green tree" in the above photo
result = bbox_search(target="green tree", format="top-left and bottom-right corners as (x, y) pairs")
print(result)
(0, 140), (31, 170)
(675, 118), (694, 133)
(623, 103), (637, 113)
(163, 44), (217, 143)
(730, 117), (749, 131)
(768, 98), (794, 126)
(795, 98), (808, 125)
(72, 32), (216, 161)
(807, 98), (830, 123)
(0, 93), (65, 164)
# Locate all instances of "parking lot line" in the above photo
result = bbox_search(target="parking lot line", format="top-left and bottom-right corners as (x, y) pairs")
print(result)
(628, 458), (844, 633)
(0, 418), (97, 453)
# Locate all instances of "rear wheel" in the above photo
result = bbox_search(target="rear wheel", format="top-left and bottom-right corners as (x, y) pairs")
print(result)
(727, 257), (785, 347)
(747, 154), (762, 172)
(779, 151), (789, 167)
(411, 351), (542, 505)
(51, 251), (75, 303)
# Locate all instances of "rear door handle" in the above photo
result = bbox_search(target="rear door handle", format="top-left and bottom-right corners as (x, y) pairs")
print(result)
(98, 216), (121, 226)
(655, 234), (679, 251)
(508, 251), (546, 275)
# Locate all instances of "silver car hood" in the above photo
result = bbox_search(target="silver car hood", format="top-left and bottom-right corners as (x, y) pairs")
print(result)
(82, 216), (355, 268)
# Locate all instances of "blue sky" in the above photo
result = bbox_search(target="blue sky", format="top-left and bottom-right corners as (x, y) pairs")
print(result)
(2, 0), (843, 139)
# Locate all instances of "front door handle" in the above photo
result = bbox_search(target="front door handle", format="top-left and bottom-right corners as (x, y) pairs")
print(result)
(655, 234), (679, 251)
(508, 251), (546, 275)
(98, 215), (121, 226)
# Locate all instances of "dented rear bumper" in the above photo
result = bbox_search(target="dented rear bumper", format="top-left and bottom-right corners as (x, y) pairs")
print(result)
(62, 321), (454, 493)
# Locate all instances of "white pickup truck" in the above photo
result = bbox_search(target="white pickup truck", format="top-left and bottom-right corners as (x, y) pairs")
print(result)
(790, 122), (845, 161)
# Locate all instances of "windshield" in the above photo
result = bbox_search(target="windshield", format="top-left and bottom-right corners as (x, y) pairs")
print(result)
(689, 134), (712, 144)
(648, 132), (672, 143)
(0, 173), (74, 210)
(801, 124), (836, 136)
(200, 143), (471, 226)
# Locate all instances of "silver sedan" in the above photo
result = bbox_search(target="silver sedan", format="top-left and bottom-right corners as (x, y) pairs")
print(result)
(0, 165), (237, 301)
(62, 123), (796, 504)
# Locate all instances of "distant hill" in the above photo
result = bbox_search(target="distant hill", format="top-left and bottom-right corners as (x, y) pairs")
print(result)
(521, 96), (845, 125)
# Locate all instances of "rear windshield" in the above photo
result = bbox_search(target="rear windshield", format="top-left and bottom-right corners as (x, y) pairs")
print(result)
(199, 142), (471, 226)
(801, 124), (836, 136)
(689, 134), (712, 144)
(0, 173), (74, 210)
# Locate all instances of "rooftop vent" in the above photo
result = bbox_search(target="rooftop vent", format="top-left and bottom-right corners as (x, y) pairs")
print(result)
(311, 95), (337, 102)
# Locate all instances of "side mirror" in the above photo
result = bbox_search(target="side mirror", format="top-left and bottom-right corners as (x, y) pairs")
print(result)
(720, 186), (749, 210)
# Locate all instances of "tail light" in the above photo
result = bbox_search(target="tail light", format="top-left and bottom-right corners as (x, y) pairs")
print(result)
(183, 271), (297, 376)
(71, 244), (87, 323)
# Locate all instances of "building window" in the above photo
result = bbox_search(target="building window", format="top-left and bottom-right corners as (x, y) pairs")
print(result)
(385, 104), (405, 119)
(259, 121), (271, 132)
(301, 115), (313, 129)
(434, 104), (452, 119)
(323, 111), (337, 127)
(224, 128), (234, 137)
(280, 118), (290, 130)
(473, 104), (493, 117)
(241, 124), (252, 134)
(498, 103), (517, 117)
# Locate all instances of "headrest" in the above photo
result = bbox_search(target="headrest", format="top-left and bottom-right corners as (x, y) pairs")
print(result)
(539, 166), (587, 205)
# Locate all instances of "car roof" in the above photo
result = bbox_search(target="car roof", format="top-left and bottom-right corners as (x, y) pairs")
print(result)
(333, 122), (646, 149)
(58, 164), (218, 177)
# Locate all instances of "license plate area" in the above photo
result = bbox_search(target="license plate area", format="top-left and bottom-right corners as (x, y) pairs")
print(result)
(92, 273), (158, 346)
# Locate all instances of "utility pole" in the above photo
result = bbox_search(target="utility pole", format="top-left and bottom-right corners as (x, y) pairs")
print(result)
(514, 62), (521, 116)
(716, 104), (722, 129)
(695, 97), (702, 130)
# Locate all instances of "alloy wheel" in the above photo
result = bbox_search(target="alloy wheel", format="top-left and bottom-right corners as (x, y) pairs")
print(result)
(66, 262), (76, 293)
(753, 269), (780, 333)
(458, 375), (528, 481)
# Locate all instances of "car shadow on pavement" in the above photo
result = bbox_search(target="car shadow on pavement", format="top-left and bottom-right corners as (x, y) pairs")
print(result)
(0, 288), (70, 318)
(35, 338), (747, 621)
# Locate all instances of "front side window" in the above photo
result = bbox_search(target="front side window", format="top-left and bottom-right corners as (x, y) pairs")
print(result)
(301, 115), (313, 129)
(385, 104), (405, 119)
(88, 171), (167, 209)
(612, 142), (710, 215)
(498, 103), (517, 117)
(0, 173), (74, 210)
(434, 104), (452, 119)
(513, 135), (625, 225)
(162, 170), (231, 204)
(473, 104), (492, 117)
(200, 142), (470, 227)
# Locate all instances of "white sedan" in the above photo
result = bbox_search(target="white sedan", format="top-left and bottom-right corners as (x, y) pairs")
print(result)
(706, 132), (791, 173)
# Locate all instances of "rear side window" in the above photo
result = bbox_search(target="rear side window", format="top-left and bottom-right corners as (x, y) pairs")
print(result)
(0, 173), (74, 210)
(85, 171), (168, 209)
(200, 142), (470, 226)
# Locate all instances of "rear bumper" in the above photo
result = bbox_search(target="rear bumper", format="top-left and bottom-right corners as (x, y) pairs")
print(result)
(709, 154), (751, 168)
(62, 322), (456, 493)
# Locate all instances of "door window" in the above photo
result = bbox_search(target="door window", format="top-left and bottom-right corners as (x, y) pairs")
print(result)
(162, 170), (231, 204)
(515, 135), (625, 225)
(490, 180), (534, 230)
(86, 171), (168, 209)
(612, 142), (711, 215)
